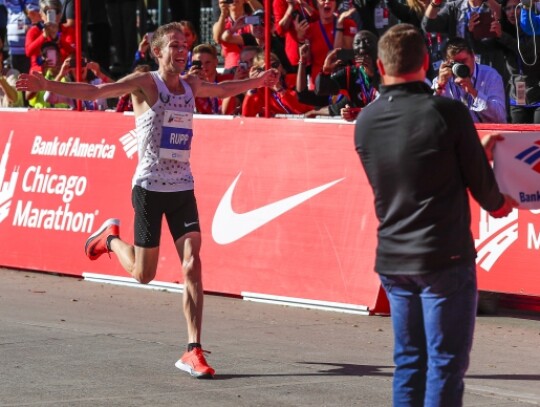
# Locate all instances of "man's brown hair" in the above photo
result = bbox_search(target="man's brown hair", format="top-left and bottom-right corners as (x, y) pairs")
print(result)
(377, 24), (426, 76)
(443, 37), (473, 60)
(193, 43), (218, 59)
(150, 22), (185, 56)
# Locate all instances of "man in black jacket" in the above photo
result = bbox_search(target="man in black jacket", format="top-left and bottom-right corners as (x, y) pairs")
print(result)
(354, 24), (516, 407)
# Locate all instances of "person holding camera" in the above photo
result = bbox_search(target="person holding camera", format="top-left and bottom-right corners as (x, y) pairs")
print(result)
(190, 43), (236, 115)
(212, 0), (263, 70)
(131, 31), (159, 72)
(432, 37), (507, 122)
(295, 0), (358, 89)
(242, 50), (313, 116)
(24, 0), (75, 74)
(273, 0), (319, 69)
(497, 0), (540, 123)
(25, 41), (70, 108)
(247, 9), (294, 73)
(313, 30), (380, 121)
(422, 0), (508, 83)
(47, 54), (113, 110)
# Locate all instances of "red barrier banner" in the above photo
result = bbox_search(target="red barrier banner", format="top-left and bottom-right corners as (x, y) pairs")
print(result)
(0, 111), (539, 313)
(0, 110), (385, 313)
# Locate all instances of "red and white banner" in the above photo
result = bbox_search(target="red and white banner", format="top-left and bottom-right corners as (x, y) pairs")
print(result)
(493, 131), (540, 210)
(0, 111), (539, 312)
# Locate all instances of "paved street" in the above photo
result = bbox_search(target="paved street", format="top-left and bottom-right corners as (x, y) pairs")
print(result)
(1, 268), (539, 406)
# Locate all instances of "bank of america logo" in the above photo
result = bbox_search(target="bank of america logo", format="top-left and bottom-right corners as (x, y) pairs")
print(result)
(0, 131), (20, 224)
(119, 130), (137, 159)
(515, 140), (540, 173)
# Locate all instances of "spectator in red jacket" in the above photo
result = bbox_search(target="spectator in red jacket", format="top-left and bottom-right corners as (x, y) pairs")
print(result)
(212, 0), (263, 69)
(272, 0), (319, 69)
(25, 0), (75, 73)
(295, 0), (357, 89)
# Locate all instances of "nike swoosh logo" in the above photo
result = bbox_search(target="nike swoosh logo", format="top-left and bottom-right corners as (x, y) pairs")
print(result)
(184, 221), (199, 228)
(212, 173), (344, 245)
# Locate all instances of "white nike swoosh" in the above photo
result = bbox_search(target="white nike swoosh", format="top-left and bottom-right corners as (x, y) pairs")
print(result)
(212, 173), (344, 245)
(184, 221), (199, 227)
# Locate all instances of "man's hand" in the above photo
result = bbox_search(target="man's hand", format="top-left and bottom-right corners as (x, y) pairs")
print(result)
(489, 194), (519, 218)
(218, 0), (231, 16)
(341, 104), (361, 121)
(299, 42), (311, 65)
(454, 75), (478, 98)
(257, 68), (280, 88)
(43, 21), (59, 39)
(138, 33), (151, 53)
(16, 72), (47, 92)
(230, 15), (247, 32)
(490, 18), (502, 37)
(481, 132), (503, 161)
(468, 12), (480, 32)
(322, 49), (340, 75)
(293, 15), (309, 42)
(86, 61), (101, 76)
(188, 64), (205, 80)
(437, 61), (453, 89)
(357, 54), (375, 77)
(338, 7), (355, 25)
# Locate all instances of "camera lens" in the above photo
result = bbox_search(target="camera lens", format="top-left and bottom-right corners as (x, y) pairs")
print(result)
(451, 63), (470, 78)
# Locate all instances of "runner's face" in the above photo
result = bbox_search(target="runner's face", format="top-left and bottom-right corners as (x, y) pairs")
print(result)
(159, 31), (188, 73)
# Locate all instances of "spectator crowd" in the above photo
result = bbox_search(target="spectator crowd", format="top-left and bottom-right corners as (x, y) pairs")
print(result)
(0, 0), (539, 122)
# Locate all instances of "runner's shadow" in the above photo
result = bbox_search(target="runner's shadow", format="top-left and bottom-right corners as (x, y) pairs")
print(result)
(213, 362), (394, 381)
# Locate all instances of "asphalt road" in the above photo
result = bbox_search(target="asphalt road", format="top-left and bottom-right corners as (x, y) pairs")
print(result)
(1, 268), (539, 407)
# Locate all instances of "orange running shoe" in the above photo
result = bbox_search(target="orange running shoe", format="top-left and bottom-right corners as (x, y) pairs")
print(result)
(175, 348), (215, 379)
(84, 218), (120, 260)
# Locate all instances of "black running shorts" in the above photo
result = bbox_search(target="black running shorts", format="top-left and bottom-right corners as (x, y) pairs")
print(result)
(131, 186), (201, 248)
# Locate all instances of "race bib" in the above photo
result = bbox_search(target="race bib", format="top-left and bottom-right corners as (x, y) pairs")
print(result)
(159, 110), (193, 162)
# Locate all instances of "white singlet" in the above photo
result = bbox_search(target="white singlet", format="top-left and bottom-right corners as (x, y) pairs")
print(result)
(132, 71), (195, 192)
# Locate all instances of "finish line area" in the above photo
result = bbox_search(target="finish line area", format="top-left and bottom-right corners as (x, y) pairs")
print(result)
(1, 109), (540, 314)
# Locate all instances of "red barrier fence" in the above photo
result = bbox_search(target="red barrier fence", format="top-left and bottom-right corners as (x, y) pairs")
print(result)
(0, 110), (538, 314)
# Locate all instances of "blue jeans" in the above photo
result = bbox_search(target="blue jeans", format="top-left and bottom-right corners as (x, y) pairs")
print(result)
(379, 262), (478, 407)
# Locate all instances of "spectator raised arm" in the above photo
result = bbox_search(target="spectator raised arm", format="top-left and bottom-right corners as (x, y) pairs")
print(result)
(0, 39), (23, 107)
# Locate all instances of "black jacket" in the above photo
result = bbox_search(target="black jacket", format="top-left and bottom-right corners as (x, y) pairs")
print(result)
(355, 81), (504, 274)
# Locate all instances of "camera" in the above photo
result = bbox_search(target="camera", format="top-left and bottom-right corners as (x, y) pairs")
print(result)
(336, 49), (356, 64)
(450, 62), (470, 78)
(245, 15), (261, 25)
(191, 60), (202, 69)
(46, 9), (56, 23)
(70, 57), (88, 68)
